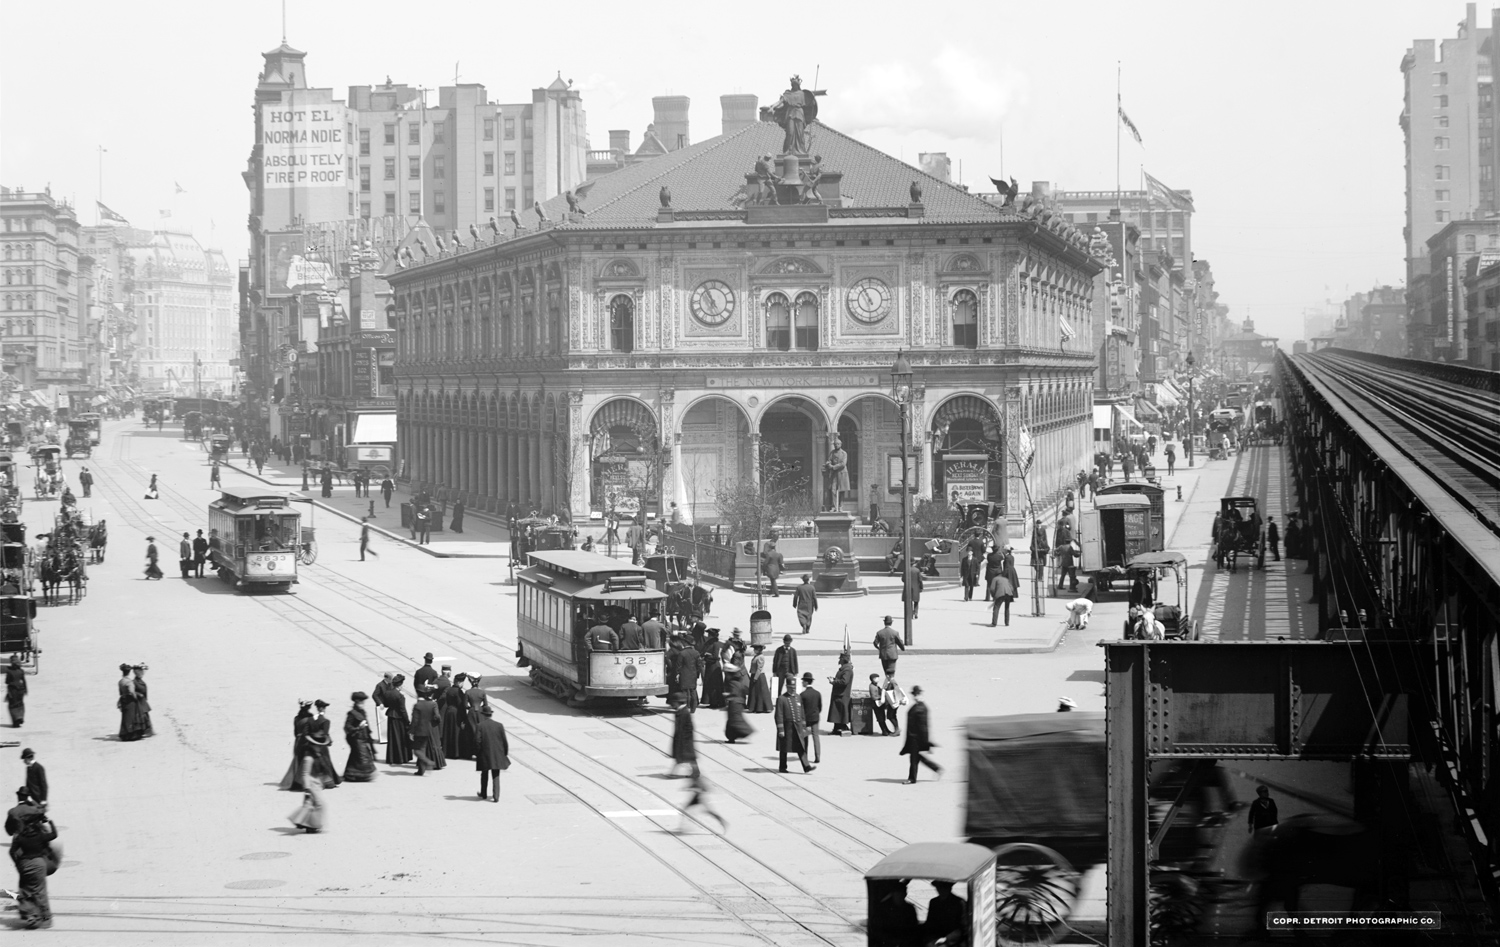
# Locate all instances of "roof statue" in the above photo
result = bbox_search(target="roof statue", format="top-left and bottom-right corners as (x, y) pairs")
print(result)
(762, 75), (826, 156)
(659, 186), (672, 209)
(469, 223), (481, 244)
(509, 208), (523, 232)
(800, 155), (824, 205)
(565, 190), (584, 216)
(909, 181), (923, 204)
(534, 200), (549, 223)
(990, 176), (1019, 208)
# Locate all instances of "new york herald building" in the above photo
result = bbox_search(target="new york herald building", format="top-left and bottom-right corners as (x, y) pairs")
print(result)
(387, 92), (1102, 536)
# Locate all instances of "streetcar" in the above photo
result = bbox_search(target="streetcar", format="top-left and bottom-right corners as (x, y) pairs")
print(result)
(64, 419), (92, 458)
(515, 550), (668, 705)
(206, 490), (301, 591)
(77, 412), (103, 446)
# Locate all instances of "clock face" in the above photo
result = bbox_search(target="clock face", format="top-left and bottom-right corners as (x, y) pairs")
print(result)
(847, 277), (893, 324)
(690, 279), (736, 326)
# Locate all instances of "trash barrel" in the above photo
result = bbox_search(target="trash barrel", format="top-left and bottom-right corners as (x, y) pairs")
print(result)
(400, 502), (413, 529)
(852, 696), (876, 736)
(750, 609), (772, 649)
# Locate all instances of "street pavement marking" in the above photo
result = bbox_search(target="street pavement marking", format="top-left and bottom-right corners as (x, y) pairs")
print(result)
(603, 809), (679, 817)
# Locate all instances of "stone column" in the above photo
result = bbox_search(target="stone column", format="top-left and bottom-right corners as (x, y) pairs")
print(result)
(750, 433), (762, 486)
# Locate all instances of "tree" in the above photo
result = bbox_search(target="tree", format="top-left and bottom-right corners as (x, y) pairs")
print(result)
(713, 444), (806, 601)
(615, 417), (672, 529)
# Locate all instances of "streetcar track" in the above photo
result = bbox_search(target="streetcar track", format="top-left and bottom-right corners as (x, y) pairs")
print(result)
(87, 424), (864, 945)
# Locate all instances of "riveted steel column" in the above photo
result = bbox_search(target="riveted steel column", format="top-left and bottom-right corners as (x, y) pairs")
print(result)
(1106, 642), (1149, 944)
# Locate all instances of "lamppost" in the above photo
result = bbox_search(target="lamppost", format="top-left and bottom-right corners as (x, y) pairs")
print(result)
(1185, 350), (1196, 467)
(891, 351), (914, 647)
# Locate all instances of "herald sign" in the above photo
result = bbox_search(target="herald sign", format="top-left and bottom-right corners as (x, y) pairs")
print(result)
(262, 105), (346, 189)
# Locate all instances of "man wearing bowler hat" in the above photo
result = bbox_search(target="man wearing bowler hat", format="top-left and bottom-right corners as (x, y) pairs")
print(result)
(772, 634), (799, 699)
(473, 704), (510, 802)
(20, 748), (46, 807)
(798, 673), (823, 765)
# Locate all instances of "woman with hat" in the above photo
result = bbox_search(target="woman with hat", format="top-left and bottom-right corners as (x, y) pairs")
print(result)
(343, 693), (377, 782)
(143, 537), (163, 580)
(745, 644), (773, 714)
(305, 700), (341, 789)
(383, 674), (413, 765)
(288, 704), (329, 834)
(722, 652), (754, 744)
(699, 630), (725, 711)
(278, 700), (315, 790)
(5, 653), (26, 728)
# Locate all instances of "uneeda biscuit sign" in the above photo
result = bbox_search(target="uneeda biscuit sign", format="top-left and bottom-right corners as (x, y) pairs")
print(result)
(261, 106), (346, 188)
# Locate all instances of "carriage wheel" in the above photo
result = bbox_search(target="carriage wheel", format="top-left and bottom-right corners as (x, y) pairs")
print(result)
(298, 541), (318, 566)
(993, 842), (1081, 946)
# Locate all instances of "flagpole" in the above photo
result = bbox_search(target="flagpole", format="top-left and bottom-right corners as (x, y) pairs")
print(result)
(1115, 62), (1121, 216)
(97, 146), (106, 226)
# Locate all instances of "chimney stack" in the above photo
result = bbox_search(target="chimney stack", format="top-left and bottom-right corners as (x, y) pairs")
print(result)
(720, 94), (759, 136)
(652, 95), (691, 151)
(609, 130), (631, 154)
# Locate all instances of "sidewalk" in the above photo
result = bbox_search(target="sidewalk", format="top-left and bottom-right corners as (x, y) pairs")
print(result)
(219, 453), (511, 558)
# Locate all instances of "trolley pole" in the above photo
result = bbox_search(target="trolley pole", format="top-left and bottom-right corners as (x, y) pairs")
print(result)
(891, 352), (914, 647)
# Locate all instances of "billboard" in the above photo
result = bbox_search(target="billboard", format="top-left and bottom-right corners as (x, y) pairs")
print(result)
(265, 232), (334, 297)
(261, 104), (346, 189)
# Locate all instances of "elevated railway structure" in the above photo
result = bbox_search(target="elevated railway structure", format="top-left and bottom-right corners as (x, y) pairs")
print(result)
(1107, 348), (1499, 941)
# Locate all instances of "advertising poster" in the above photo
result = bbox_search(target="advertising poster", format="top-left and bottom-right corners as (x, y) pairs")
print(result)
(265, 232), (334, 297)
(260, 104), (346, 190)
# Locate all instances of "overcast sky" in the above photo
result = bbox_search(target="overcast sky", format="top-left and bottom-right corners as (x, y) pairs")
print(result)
(0, 0), (1473, 344)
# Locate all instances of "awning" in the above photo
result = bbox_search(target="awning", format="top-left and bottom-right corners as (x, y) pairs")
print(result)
(1115, 405), (1147, 430)
(1134, 399), (1161, 418)
(1092, 406), (1113, 430)
(351, 413), (397, 443)
(1153, 383), (1179, 407)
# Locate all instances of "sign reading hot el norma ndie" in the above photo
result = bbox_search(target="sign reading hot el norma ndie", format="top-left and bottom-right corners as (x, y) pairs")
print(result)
(262, 105), (346, 189)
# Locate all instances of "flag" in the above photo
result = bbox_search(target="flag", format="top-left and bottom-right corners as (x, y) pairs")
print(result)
(1144, 171), (1194, 211)
(174, 181), (186, 194)
(96, 201), (128, 224)
(1018, 426), (1036, 473)
(1059, 314), (1077, 342)
(158, 210), (172, 218)
(1118, 106), (1142, 144)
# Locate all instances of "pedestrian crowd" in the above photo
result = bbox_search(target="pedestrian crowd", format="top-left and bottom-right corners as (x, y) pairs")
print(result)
(278, 653), (510, 834)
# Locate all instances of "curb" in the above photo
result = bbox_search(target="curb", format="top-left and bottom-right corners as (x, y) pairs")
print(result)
(784, 621), (1069, 657)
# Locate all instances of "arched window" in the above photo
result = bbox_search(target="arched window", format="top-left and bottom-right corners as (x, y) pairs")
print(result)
(952, 290), (978, 348)
(609, 295), (634, 353)
(794, 292), (819, 350)
(765, 292), (791, 350)
(4, 271), (10, 285)
(2, 246), (10, 260)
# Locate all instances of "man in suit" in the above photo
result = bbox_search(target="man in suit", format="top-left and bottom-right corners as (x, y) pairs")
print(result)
(640, 610), (667, 651)
(984, 546), (1004, 601)
(761, 541), (786, 596)
(587, 620), (620, 652)
(20, 749), (45, 807)
(903, 564), (925, 618)
(625, 520), (646, 564)
(792, 574), (818, 635)
(959, 548), (981, 601)
(473, 705), (510, 802)
(192, 530), (209, 577)
(874, 616), (905, 677)
(4, 785), (39, 836)
(772, 635), (799, 698)
(675, 638), (701, 712)
(619, 614), (644, 651)
(900, 685), (941, 784)
(798, 673), (823, 765)
(178, 532), (193, 579)
(409, 686), (445, 775)
(774, 677), (814, 773)
(413, 653), (439, 696)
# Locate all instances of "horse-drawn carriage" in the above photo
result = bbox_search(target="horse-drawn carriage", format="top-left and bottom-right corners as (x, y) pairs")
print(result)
(0, 452), (20, 514)
(35, 508), (89, 605)
(0, 593), (39, 674)
(1, 521), (32, 595)
(208, 432), (232, 462)
(1213, 496), (1264, 573)
(1120, 551), (1199, 640)
(646, 553), (712, 627)
(964, 713), (1232, 944)
(30, 446), (63, 499)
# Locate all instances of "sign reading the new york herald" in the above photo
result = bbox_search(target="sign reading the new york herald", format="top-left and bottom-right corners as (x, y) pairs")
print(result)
(261, 105), (345, 189)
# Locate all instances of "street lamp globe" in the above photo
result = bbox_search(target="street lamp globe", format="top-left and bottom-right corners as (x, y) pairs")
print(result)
(891, 349), (913, 403)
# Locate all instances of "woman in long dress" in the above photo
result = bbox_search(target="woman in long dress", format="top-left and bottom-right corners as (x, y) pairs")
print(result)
(279, 701), (314, 790)
(288, 709), (327, 834)
(745, 645), (773, 714)
(384, 674), (412, 765)
(722, 662), (754, 744)
(452, 675), (478, 759)
(305, 700), (342, 789)
(116, 664), (139, 740)
(440, 674), (468, 760)
(131, 666), (154, 737)
(343, 692), (377, 782)
(699, 634), (725, 710)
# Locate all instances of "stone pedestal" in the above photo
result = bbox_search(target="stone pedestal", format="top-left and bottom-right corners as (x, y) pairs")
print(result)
(811, 511), (861, 590)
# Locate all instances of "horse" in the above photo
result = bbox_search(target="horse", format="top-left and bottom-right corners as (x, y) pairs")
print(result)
(88, 522), (108, 562)
(666, 582), (713, 628)
(37, 554), (61, 605)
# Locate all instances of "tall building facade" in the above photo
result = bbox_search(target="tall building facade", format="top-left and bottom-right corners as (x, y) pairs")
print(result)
(243, 43), (591, 446)
(1409, 216), (1500, 360)
(387, 117), (1103, 534)
(129, 231), (236, 392)
(1401, 4), (1495, 360)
